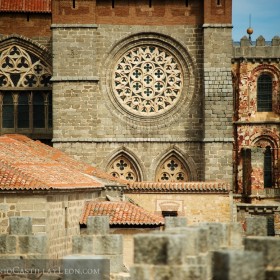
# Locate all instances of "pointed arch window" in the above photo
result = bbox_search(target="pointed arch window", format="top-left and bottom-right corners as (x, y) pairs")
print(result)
(257, 74), (272, 112)
(108, 156), (139, 182)
(0, 43), (52, 138)
(156, 156), (189, 182)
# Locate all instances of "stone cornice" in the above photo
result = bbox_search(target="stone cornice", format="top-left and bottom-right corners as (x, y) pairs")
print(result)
(50, 76), (99, 82)
(51, 24), (98, 29)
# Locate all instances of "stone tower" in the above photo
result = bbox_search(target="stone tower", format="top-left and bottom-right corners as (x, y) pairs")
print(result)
(51, 0), (233, 183)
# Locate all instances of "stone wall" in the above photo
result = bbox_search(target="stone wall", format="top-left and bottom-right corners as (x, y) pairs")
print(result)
(125, 193), (232, 224)
(52, 23), (207, 182)
(51, 22), (234, 184)
(232, 36), (280, 192)
(0, 191), (99, 258)
(203, 24), (233, 182)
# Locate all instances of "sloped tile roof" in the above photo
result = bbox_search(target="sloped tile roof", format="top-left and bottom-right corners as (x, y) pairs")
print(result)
(80, 201), (165, 226)
(0, 134), (124, 190)
(0, 0), (51, 13)
(125, 181), (230, 193)
(5, 134), (128, 186)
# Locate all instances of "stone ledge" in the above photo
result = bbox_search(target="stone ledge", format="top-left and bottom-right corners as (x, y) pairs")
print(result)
(52, 137), (203, 143)
(203, 138), (234, 142)
(51, 24), (98, 29)
(51, 76), (99, 82)
(203, 24), (233, 28)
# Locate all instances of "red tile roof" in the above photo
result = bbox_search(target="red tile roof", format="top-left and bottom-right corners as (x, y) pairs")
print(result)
(0, 134), (125, 191)
(80, 201), (165, 226)
(125, 181), (230, 193)
(0, 0), (51, 13)
(5, 134), (128, 186)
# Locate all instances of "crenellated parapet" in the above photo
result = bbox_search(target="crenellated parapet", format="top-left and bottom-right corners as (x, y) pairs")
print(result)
(232, 36), (280, 62)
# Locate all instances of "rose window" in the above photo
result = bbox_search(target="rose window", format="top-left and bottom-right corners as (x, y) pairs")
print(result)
(113, 45), (183, 116)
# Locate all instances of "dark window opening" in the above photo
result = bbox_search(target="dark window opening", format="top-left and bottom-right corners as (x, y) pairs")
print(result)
(186, 0), (189, 7)
(48, 93), (53, 128)
(242, 148), (252, 198)
(112, 0), (115, 8)
(264, 147), (273, 188)
(2, 92), (14, 128)
(33, 93), (45, 128)
(149, 0), (152, 8)
(217, 0), (221, 5)
(257, 74), (272, 112)
(72, 0), (76, 9)
(1, 91), (52, 132)
(18, 93), (29, 128)
(162, 211), (178, 217)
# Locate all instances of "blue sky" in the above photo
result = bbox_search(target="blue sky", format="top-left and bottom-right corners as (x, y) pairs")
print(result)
(232, 0), (280, 41)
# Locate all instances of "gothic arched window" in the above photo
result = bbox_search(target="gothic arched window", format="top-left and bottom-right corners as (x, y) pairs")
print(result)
(0, 44), (52, 138)
(108, 156), (139, 182)
(257, 74), (272, 112)
(156, 156), (189, 182)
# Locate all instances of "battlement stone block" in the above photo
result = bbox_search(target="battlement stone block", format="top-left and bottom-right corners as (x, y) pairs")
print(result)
(9, 217), (32, 235)
(86, 216), (109, 235)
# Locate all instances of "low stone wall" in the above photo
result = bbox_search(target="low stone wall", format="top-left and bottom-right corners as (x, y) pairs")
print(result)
(130, 217), (280, 280)
(0, 190), (99, 258)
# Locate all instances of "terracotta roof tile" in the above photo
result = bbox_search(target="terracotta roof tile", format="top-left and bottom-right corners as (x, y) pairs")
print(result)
(125, 181), (230, 193)
(0, 159), (48, 189)
(0, 0), (51, 13)
(0, 134), (108, 190)
(5, 134), (127, 186)
(80, 201), (164, 226)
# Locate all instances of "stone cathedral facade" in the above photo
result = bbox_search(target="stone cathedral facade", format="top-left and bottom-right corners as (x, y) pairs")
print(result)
(0, 0), (279, 196)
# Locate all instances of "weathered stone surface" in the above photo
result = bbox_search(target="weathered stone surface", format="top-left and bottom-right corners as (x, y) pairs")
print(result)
(228, 222), (243, 248)
(63, 255), (110, 280)
(86, 216), (109, 235)
(130, 265), (152, 280)
(212, 250), (265, 280)
(165, 227), (200, 255)
(9, 217), (32, 235)
(164, 217), (187, 228)
(245, 217), (268, 236)
(0, 235), (16, 254)
(72, 235), (122, 255)
(200, 223), (229, 250)
(72, 236), (94, 254)
(244, 237), (280, 268)
(181, 265), (207, 280)
(18, 235), (47, 254)
(134, 234), (186, 265)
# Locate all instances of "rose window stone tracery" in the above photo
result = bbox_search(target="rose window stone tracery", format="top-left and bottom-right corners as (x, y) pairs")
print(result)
(113, 45), (183, 116)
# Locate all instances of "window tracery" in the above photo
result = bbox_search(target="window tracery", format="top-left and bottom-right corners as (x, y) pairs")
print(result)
(113, 45), (183, 116)
(0, 45), (51, 88)
(108, 156), (139, 181)
(156, 156), (189, 182)
(0, 44), (52, 135)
